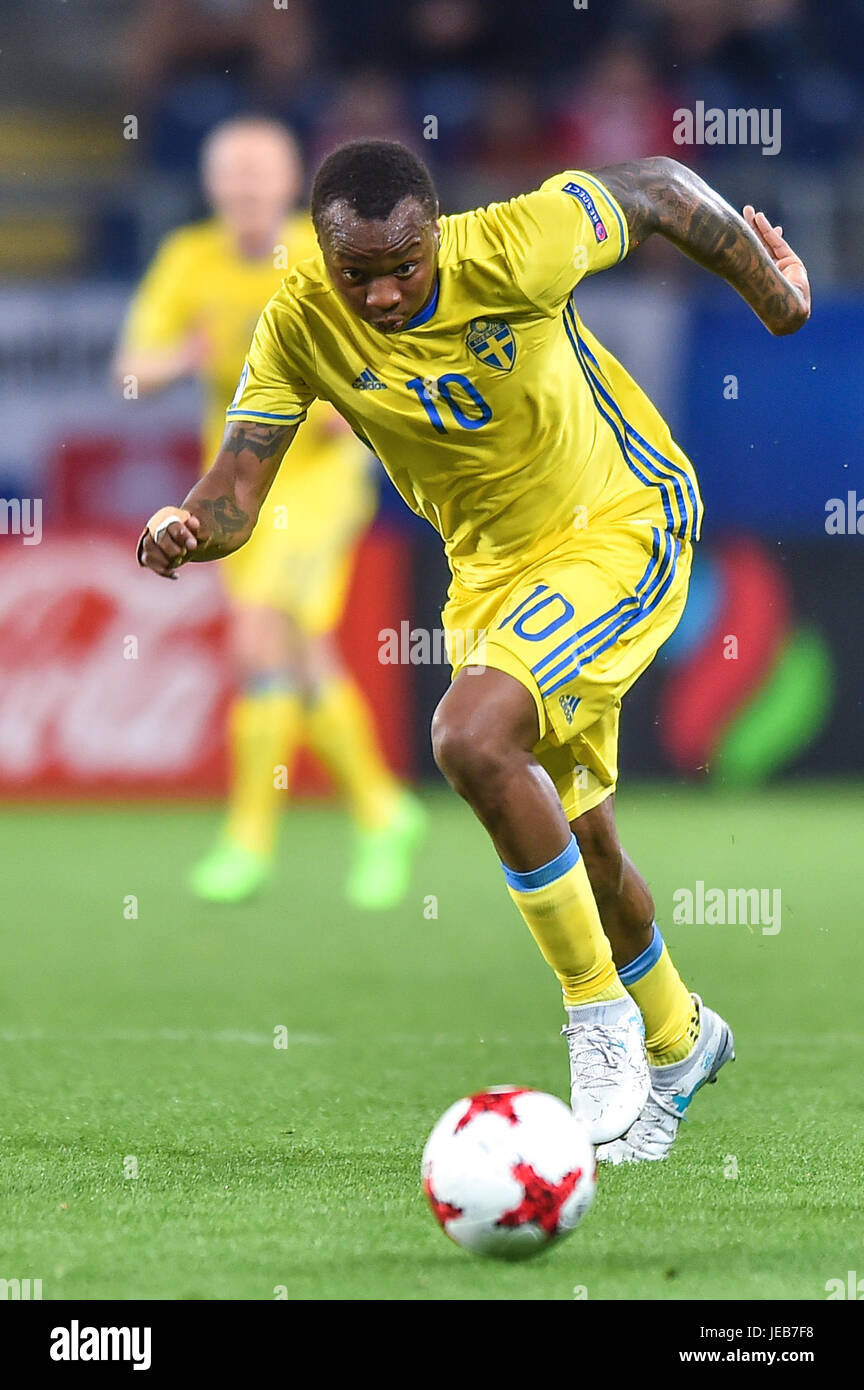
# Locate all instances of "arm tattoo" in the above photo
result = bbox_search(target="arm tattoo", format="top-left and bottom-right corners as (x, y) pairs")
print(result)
(590, 156), (808, 335)
(589, 160), (661, 251)
(182, 420), (297, 560)
(222, 421), (291, 463)
(189, 496), (250, 560)
(196, 496), (249, 533)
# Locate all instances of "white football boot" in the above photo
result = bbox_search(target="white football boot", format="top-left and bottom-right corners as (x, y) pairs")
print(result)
(561, 995), (650, 1144)
(596, 994), (735, 1164)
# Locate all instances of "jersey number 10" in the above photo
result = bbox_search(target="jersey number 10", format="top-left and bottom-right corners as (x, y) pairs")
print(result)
(406, 374), (493, 433)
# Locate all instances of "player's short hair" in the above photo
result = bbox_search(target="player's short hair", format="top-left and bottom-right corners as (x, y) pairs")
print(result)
(311, 140), (437, 230)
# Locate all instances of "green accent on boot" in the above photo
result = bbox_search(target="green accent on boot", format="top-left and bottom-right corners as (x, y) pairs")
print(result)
(188, 840), (272, 904)
(345, 792), (427, 911)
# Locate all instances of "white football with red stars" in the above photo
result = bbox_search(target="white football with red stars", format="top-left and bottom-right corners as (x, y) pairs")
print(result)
(421, 1086), (596, 1261)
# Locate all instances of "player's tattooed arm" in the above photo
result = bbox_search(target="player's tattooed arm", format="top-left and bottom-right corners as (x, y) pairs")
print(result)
(183, 421), (298, 560)
(590, 156), (811, 336)
(137, 420), (297, 576)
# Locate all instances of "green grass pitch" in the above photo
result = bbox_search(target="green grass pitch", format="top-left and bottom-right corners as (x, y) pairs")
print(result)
(1, 786), (862, 1301)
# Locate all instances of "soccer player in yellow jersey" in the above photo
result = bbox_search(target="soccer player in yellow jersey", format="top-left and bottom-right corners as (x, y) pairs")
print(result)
(138, 141), (810, 1158)
(117, 121), (424, 910)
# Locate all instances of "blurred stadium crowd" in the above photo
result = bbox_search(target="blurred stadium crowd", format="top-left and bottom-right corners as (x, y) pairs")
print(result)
(1, 0), (861, 284)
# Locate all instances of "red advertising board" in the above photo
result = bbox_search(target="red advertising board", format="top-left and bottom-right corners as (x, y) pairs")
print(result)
(0, 526), (413, 798)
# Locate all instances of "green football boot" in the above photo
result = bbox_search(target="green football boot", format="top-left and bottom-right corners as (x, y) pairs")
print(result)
(188, 839), (272, 904)
(345, 791), (427, 911)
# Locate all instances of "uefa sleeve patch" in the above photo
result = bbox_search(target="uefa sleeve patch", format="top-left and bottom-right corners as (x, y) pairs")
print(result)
(561, 182), (608, 242)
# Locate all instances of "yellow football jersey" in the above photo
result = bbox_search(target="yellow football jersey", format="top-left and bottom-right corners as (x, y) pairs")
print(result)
(227, 171), (702, 591)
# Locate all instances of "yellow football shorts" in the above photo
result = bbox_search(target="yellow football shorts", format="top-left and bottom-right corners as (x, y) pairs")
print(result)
(443, 520), (692, 821)
(218, 444), (376, 634)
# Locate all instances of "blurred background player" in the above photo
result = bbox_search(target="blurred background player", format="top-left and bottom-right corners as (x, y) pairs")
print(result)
(115, 116), (425, 907)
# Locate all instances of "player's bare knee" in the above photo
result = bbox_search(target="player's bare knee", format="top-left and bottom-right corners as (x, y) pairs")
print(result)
(431, 705), (511, 804)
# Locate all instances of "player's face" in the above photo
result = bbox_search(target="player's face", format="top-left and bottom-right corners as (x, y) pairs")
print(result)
(320, 197), (440, 334)
(203, 127), (302, 233)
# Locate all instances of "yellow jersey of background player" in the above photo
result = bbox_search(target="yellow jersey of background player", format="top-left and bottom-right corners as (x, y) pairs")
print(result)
(118, 123), (423, 910)
(118, 122), (374, 625)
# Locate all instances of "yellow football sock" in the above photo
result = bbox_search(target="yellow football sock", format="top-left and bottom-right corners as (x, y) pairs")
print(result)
(224, 684), (303, 856)
(619, 925), (699, 1065)
(504, 836), (625, 1008)
(305, 675), (401, 829)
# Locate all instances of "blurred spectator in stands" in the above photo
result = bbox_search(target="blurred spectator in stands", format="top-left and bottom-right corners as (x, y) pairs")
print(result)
(549, 36), (680, 168)
(125, 0), (317, 96)
(645, 0), (797, 112)
(309, 69), (417, 166)
(396, 0), (492, 173)
(395, 0), (492, 73)
(644, 0), (861, 163)
(123, 0), (321, 171)
(460, 76), (555, 202)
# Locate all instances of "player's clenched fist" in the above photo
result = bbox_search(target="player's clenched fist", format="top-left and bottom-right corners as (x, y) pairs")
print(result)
(137, 506), (200, 579)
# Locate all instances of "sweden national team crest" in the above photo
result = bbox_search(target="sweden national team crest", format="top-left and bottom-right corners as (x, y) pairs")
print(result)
(465, 317), (516, 372)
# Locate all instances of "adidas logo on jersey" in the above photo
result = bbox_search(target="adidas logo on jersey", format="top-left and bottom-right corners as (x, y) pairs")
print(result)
(352, 368), (387, 390)
(558, 693), (580, 725)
